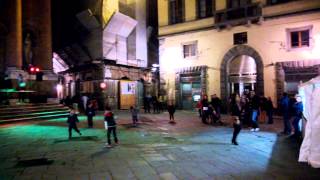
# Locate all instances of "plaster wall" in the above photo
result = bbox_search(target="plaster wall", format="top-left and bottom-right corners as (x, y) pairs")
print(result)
(159, 12), (320, 104)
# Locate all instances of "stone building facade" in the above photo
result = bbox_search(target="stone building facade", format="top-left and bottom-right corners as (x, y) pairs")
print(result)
(0, 0), (57, 99)
(52, 0), (155, 109)
(158, 0), (320, 109)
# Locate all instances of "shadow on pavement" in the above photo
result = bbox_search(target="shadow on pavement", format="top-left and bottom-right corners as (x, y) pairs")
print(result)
(91, 148), (112, 158)
(53, 136), (100, 143)
(265, 134), (320, 179)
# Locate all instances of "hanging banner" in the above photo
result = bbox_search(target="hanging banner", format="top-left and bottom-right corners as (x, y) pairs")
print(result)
(121, 81), (136, 94)
(120, 80), (136, 109)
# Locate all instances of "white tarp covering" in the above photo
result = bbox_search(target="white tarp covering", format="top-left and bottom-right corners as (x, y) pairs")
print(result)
(102, 12), (137, 61)
(298, 76), (320, 168)
(104, 12), (137, 37)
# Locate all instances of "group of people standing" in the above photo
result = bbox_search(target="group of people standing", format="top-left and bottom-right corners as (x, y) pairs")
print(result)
(229, 90), (274, 145)
(197, 94), (222, 125)
(280, 93), (303, 139)
(143, 95), (166, 114)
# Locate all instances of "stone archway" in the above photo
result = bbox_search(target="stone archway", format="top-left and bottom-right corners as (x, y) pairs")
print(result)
(220, 45), (264, 103)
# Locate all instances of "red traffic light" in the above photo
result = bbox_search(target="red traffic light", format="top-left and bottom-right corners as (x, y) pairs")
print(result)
(28, 66), (40, 74)
(100, 82), (107, 89)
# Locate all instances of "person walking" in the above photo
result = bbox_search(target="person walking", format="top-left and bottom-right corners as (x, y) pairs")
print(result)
(86, 101), (95, 128)
(249, 91), (260, 132)
(280, 92), (291, 135)
(167, 102), (176, 123)
(81, 94), (88, 111)
(292, 95), (303, 139)
(67, 107), (82, 139)
(196, 100), (202, 118)
(130, 106), (139, 126)
(104, 106), (119, 148)
(265, 97), (274, 124)
(210, 94), (222, 122)
(230, 94), (242, 145)
(201, 95), (210, 124)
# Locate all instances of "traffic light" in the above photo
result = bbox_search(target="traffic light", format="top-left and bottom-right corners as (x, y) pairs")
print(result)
(28, 65), (43, 81)
(28, 66), (40, 74)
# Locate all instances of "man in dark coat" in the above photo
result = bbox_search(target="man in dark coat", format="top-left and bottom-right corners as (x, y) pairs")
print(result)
(201, 95), (210, 124)
(292, 95), (303, 138)
(280, 92), (291, 135)
(210, 94), (222, 122)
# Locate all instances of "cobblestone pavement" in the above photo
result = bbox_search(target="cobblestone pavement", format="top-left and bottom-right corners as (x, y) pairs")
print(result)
(0, 110), (319, 180)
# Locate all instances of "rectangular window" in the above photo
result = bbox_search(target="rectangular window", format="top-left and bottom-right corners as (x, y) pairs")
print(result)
(197, 0), (214, 19)
(290, 30), (310, 48)
(183, 43), (197, 58)
(234, 32), (247, 45)
(286, 26), (312, 50)
(169, 0), (184, 24)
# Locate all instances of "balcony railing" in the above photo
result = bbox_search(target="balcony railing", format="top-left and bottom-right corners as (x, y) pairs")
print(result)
(214, 3), (262, 28)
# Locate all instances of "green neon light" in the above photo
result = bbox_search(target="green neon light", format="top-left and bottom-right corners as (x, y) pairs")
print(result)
(19, 82), (26, 88)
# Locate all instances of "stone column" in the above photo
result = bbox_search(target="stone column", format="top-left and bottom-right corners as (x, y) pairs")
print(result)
(35, 0), (53, 71)
(6, 0), (22, 70)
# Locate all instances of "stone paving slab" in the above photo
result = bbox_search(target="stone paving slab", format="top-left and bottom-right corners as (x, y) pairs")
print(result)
(0, 111), (320, 180)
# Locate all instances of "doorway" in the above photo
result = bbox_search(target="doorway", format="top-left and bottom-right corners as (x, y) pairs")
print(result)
(181, 82), (201, 109)
(228, 55), (257, 96)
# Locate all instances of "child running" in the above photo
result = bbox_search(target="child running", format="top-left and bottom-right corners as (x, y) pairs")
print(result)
(104, 106), (119, 148)
(130, 106), (139, 126)
(67, 107), (82, 139)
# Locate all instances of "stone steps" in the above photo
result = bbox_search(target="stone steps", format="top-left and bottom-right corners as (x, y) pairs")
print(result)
(0, 103), (70, 124)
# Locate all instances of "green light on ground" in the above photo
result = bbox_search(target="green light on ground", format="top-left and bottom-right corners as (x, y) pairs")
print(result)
(0, 88), (16, 92)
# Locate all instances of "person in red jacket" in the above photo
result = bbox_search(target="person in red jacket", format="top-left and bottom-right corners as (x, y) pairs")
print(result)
(104, 106), (119, 148)
(196, 100), (202, 118)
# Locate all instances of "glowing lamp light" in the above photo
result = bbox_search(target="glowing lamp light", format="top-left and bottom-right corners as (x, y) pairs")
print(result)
(30, 67), (35, 72)
(100, 82), (107, 89)
(35, 67), (40, 72)
(19, 82), (26, 88)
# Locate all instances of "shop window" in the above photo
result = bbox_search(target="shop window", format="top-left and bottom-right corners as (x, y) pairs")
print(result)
(197, 0), (215, 19)
(286, 26), (312, 50)
(169, 0), (184, 24)
(183, 42), (197, 58)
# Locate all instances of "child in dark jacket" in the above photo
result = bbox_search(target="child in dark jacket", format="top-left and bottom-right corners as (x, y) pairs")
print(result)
(130, 106), (139, 126)
(104, 107), (118, 148)
(167, 102), (176, 123)
(86, 102), (96, 128)
(67, 107), (82, 139)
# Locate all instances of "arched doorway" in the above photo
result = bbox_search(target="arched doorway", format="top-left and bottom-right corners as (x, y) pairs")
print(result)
(228, 55), (257, 95)
(220, 45), (264, 104)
